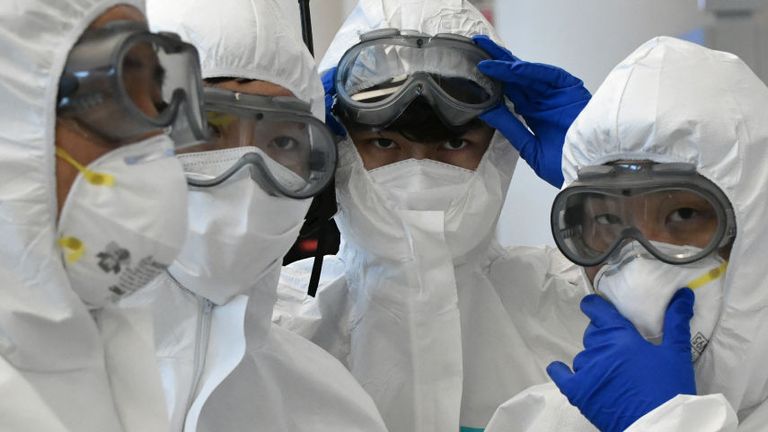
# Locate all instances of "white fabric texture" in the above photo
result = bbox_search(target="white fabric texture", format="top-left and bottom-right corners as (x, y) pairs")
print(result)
(139, 0), (390, 430)
(485, 382), (737, 432)
(0, 1), (174, 431)
(148, 0), (324, 120)
(169, 159), (308, 305)
(486, 36), (768, 432)
(57, 135), (189, 308)
(276, 137), (588, 431)
(274, 2), (589, 431)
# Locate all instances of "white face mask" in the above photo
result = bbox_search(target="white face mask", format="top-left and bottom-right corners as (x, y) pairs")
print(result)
(170, 150), (311, 305)
(334, 135), (516, 261)
(593, 242), (727, 361)
(368, 158), (475, 211)
(57, 135), (189, 308)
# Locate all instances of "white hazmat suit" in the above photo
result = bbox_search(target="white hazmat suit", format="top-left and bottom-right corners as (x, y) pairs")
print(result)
(125, 0), (390, 430)
(485, 36), (768, 432)
(0, 1), (181, 431)
(274, 1), (589, 431)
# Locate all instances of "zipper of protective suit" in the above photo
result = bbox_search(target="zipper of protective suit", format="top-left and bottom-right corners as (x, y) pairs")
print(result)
(185, 295), (213, 417)
(183, 290), (214, 424)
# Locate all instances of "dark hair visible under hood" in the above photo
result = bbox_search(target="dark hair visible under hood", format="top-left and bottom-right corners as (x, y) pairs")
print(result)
(204, 77), (255, 85)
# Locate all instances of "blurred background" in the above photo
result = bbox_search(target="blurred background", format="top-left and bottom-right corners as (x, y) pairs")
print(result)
(279, 0), (768, 261)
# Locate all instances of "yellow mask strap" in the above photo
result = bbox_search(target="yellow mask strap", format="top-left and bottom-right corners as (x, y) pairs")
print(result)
(58, 236), (85, 264)
(688, 261), (729, 290)
(55, 147), (115, 186)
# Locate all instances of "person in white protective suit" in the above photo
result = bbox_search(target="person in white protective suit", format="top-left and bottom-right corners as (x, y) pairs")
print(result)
(273, 0), (594, 431)
(485, 37), (768, 432)
(0, 1), (206, 431)
(114, 0), (390, 430)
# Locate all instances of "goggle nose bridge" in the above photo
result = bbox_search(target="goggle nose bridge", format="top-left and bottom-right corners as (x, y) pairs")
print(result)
(601, 227), (645, 264)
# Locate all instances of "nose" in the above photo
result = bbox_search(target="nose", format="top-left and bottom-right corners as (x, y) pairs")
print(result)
(632, 215), (670, 244)
(409, 144), (436, 161)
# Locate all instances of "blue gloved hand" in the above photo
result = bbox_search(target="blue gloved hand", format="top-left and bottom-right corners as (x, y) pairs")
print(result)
(321, 67), (346, 137)
(547, 289), (697, 432)
(473, 35), (591, 188)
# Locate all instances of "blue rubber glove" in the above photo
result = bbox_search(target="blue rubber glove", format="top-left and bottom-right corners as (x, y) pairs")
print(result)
(547, 289), (697, 432)
(473, 35), (591, 188)
(321, 67), (346, 137)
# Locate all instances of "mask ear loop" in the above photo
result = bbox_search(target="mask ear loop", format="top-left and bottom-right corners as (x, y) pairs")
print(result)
(55, 147), (115, 186)
(58, 237), (85, 264)
(688, 261), (729, 289)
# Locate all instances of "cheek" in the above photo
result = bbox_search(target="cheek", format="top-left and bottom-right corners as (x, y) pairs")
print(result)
(351, 140), (399, 170)
(124, 75), (159, 118)
(437, 153), (478, 170)
(585, 265), (601, 285)
(437, 145), (488, 170)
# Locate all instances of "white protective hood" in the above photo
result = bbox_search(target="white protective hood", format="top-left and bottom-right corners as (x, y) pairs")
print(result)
(0, 1), (169, 431)
(279, 1), (589, 431)
(320, 0), (504, 74)
(321, 0), (514, 261)
(564, 36), (768, 418)
(148, 0), (324, 120)
(142, 0), (389, 431)
(148, 0), (321, 304)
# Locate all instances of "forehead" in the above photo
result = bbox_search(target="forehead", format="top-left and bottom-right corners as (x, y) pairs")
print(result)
(208, 80), (295, 98)
(88, 5), (146, 30)
(582, 190), (710, 207)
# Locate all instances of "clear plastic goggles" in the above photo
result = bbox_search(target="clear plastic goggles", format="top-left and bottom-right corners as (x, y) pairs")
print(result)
(551, 162), (736, 266)
(178, 87), (336, 199)
(335, 28), (502, 128)
(57, 20), (206, 147)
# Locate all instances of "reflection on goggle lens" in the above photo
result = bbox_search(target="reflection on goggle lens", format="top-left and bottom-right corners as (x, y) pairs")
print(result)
(431, 75), (490, 104)
(121, 41), (168, 119)
(56, 22), (206, 147)
(554, 187), (733, 266)
(202, 111), (312, 179)
(182, 87), (336, 198)
(573, 189), (719, 256)
(349, 74), (491, 105)
(552, 163), (736, 266)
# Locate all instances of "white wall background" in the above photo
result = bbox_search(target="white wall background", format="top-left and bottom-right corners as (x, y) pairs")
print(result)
(494, 0), (715, 247)
(275, 0), (355, 61)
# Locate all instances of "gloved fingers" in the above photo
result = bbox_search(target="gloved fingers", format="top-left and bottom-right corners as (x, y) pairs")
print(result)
(530, 87), (592, 113)
(472, 34), (518, 62)
(582, 323), (636, 353)
(511, 62), (585, 90)
(571, 348), (593, 372)
(581, 294), (634, 330)
(321, 67), (338, 96)
(515, 99), (590, 131)
(476, 60), (535, 105)
(582, 322), (611, 350)
(478, 62), (589, 122)
(478, 104), (536, 161)
(547, 361), (576, 395)
(570, 344), (613, 372)
(320, 67), (346, 137)
(477, 60), (584, 96)
(662, 288), (695, 348)
(325, 107), (347, 137)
